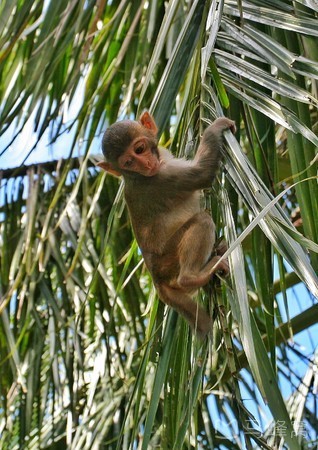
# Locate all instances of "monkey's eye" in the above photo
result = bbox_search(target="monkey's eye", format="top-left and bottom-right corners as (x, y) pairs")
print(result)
(124, 159), (133, 168)
(135, 145), (144, 154)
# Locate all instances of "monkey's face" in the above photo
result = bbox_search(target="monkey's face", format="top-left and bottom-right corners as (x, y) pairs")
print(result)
(117, 138), (160, 177)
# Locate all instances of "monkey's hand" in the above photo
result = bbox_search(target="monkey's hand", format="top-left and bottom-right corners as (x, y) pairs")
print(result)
(211, 117), (236, 135)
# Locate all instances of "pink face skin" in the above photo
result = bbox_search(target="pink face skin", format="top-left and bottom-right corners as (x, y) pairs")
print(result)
(118, 137), (160, 177)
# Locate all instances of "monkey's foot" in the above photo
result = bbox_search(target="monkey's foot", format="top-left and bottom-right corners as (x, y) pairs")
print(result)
(215, 239), (227, 256)
(212, 240), (229, 277)
(210, 255), (230, 277)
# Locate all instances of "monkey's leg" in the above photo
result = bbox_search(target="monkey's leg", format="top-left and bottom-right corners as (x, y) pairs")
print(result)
(156, 283), (212, 338)
(177, 212), (229, 289)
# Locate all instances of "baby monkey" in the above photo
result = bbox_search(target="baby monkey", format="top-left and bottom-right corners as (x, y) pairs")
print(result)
(98, 112), (236, 337)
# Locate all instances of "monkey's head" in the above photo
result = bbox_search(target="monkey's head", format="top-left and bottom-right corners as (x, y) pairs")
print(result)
(98, 112), (160, 178)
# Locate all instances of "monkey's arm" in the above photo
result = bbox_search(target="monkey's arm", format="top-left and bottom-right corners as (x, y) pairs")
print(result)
(158, 118), (235, 191)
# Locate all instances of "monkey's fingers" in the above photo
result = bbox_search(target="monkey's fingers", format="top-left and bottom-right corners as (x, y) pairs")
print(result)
(229, 121), (236, 134)
(212, 117), (236, 135)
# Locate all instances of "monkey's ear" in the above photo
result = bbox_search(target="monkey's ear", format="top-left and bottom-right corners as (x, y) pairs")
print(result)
(139, 111), (158, 136)
(97, 161), (122, 177)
